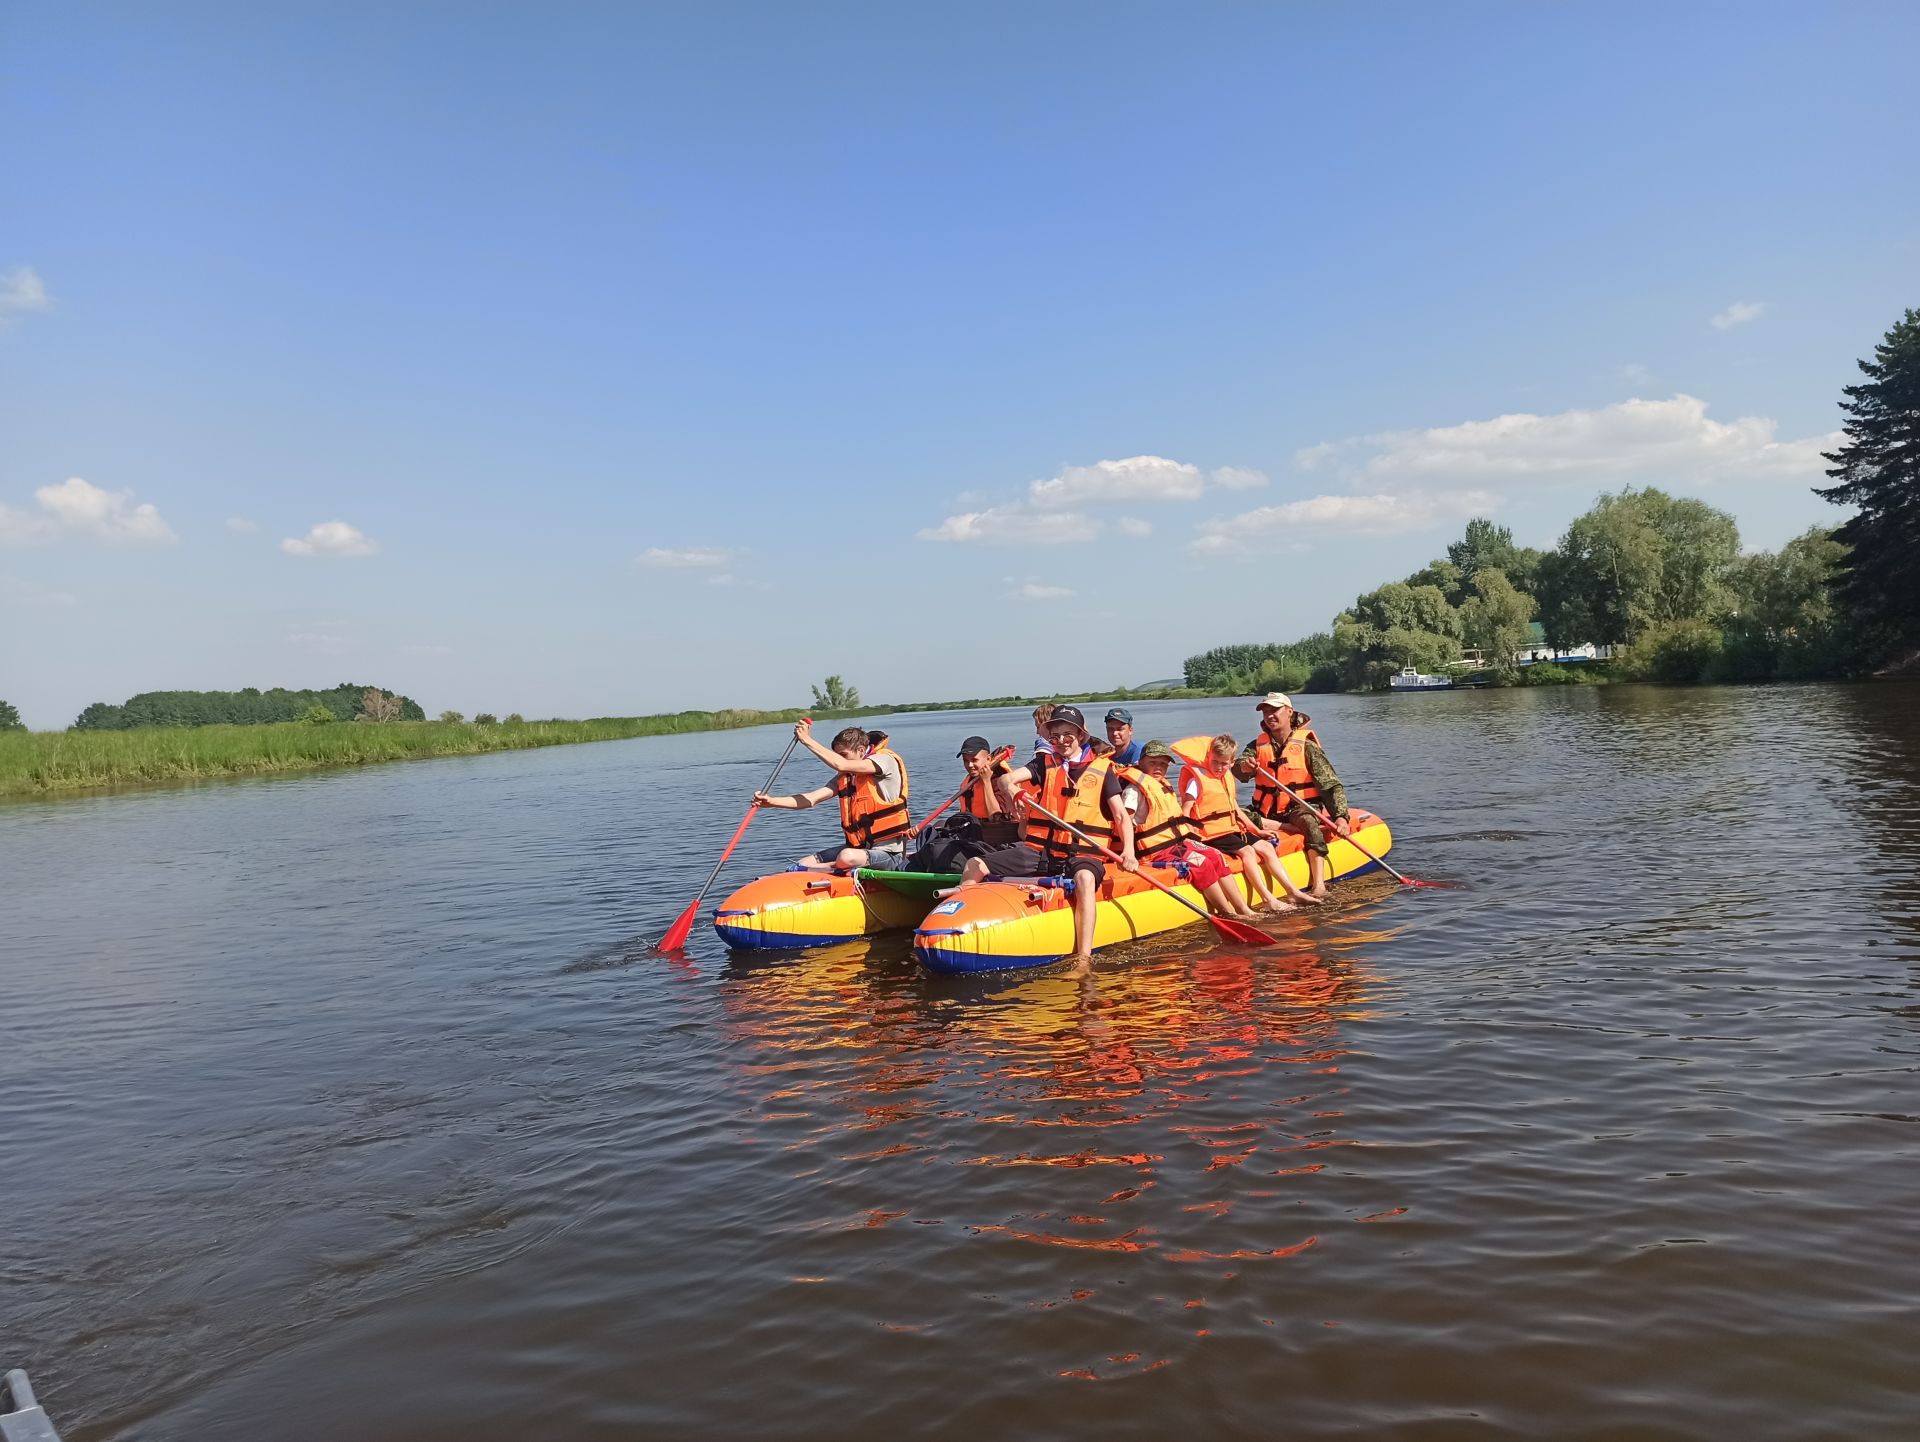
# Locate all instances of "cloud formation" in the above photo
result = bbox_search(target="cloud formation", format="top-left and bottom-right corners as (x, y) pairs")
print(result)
(1296, 395), (1835, 487)
(637, 546), (733, 569)
(921, 455), (1266, 545)
(1200, 393), (1835, 556)
(0, 477), (177, 545)
(1010, 580), (1075, 602)
(282, 520), (378, 557)
(1191, 491), (1495, 554)
(1710, 301), (1768, 331)
(0, 266), (52, 324)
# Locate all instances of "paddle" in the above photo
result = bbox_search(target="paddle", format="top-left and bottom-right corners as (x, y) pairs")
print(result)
(655, 718), (811, 951)
(1246, 759), (1445, 888)
(1017, 796), (1278, 949)
(907, 745), (1017, 840)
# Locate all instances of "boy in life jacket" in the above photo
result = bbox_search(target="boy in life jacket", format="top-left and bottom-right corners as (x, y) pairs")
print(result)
(955, 705), (1132, 970)
(1233, 692), (1351, 898)
(754, 721), (912, 872)
(1116, 741), (1260, 921)
(911, 736), (1018, 871)
(1181, 733), (1320, 911)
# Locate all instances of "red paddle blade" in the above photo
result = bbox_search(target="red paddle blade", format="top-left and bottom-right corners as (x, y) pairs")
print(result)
(1397, 876), (1451, 889)
(1209, 914), (1279, 947)
(655, 900), (700, 953)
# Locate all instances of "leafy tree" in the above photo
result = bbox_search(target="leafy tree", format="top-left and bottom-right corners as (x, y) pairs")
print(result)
(1332, 581), (1463, 689)
(303, 704), (336, 724)
(1403, 558), (1465, 606)
(68, 683), (424, 729)
(1181, 634), (1338, 689)
(1817, 307), (1920, 649)
(810, 676), (860, 709)
(1538, 487), (1739, 647)
(1458, 567), (1536, 671)
(438, 710), (465, 723)
(504, 713), (525, 724)
(474, 713), (499, 726)
(0, 699), (24, 731)
(1447, 518), (1544, 596)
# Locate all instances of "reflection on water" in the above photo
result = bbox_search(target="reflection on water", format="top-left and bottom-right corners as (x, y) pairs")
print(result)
(3, 685), (1919, 1439)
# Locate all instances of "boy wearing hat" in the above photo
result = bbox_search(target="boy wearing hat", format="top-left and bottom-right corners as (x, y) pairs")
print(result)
(1234, 692), (1351, 898)
(1104, 707), (1144, 767)
(1119, 741), (1260, 921)
(955, 704), (1131, 969)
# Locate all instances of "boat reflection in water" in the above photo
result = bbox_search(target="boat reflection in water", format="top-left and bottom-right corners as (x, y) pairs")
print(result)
(714, 925), (1391, 1379)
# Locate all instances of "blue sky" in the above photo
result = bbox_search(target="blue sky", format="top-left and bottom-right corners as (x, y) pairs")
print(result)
(3, 2), (1916, 728)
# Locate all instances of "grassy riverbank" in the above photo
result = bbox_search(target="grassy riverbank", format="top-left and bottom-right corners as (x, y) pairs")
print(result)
(0, 709), (814, 797)
(0, 687), (1227, 798)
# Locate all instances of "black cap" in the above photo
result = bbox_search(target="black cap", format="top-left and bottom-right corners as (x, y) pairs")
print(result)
(1049, 704), (1088, 732)
(956, 735), (991, 758)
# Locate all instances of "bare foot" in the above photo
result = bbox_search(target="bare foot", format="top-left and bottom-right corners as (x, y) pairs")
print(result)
(1063, 952), (1094, 976)
(1301, 889), (1329, 903)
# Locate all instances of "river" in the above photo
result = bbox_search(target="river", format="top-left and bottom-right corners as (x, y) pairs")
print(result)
(4, 686), (1917, 1440)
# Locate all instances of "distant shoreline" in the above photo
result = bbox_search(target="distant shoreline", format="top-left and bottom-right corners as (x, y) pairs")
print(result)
(0, 688), (1219, 799)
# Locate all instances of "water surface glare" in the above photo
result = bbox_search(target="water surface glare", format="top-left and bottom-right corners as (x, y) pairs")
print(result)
(5, 687), (1919, 1439)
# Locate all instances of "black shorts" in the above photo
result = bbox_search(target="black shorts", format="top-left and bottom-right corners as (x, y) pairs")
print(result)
(978, 843), (1106, 888)
(1209, 833), (1255, 856)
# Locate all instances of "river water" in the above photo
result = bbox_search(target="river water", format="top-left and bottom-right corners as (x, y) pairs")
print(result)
(4, 686), (1918, 1440)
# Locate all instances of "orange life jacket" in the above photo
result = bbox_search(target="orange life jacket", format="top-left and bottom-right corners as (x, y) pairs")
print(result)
(1185, 759), (1247, 843)
(1251, 725), (1322, 818)
(1021, 754), (1116, 861)
(835, 740), (911, 848)
(1125, 768), (1201, 857)
(960, 760), (1009, 820)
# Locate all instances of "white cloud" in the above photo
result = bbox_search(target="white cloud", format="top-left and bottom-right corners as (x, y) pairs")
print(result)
(0, 266), (52, 324)
(919, 506), (1094, 544)
(282, 520), (378, 557)
(1620, 363), (1653, 388)
(922, 454), (1262, 544)
(286, 620), (353, 654)
(0, 477), (176, 546)
(1711, 301), (1768, 331)
(637, 546), (732, 569)
(1011, 581), (1075, 602)
(1190, 491), (1495, 554)
(225, 516), (259, 534)
(1302, 395), (1836, 488)
(1116, 516), (1153, 538)
(0, 575), (80, 608)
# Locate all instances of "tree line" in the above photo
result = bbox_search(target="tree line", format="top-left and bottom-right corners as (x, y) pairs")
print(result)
(70, 683), (426, 731)
(1187, 306), (1919, 692)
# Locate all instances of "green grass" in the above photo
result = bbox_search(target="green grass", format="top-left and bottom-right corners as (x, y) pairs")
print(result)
(0, 709), (812, 797)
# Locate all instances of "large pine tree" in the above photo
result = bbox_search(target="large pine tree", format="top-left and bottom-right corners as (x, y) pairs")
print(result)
(1818, 308), (1920, 644)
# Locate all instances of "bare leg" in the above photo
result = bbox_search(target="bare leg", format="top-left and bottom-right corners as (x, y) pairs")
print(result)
(1236, 847), (1282, 910)
(1254, 838), (1312, 904)
(1306, 847), (1329, 897)
(959, 856), (989, 885)
(1203, 878), (1259, 920)
(1067, 862), (1099, 967)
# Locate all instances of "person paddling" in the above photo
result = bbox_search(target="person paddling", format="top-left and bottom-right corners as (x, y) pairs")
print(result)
(754, 721), (912, 872)
(954, 705), (1130, 971)
(1183, 733), (1319, 911)
(1118, 741), (1259, 921)
(1234, 692), (1351, 898)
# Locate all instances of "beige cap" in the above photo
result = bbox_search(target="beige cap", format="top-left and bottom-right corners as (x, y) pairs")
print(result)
(1256, 692), (1294, 711)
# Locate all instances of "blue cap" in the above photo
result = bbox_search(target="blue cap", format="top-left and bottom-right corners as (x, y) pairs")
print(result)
(1105, 707), (1133, 724)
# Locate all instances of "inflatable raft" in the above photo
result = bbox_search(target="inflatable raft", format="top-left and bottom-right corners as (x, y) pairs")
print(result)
(712, 867), (954, 949)
(912, 810), (1393, 974)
